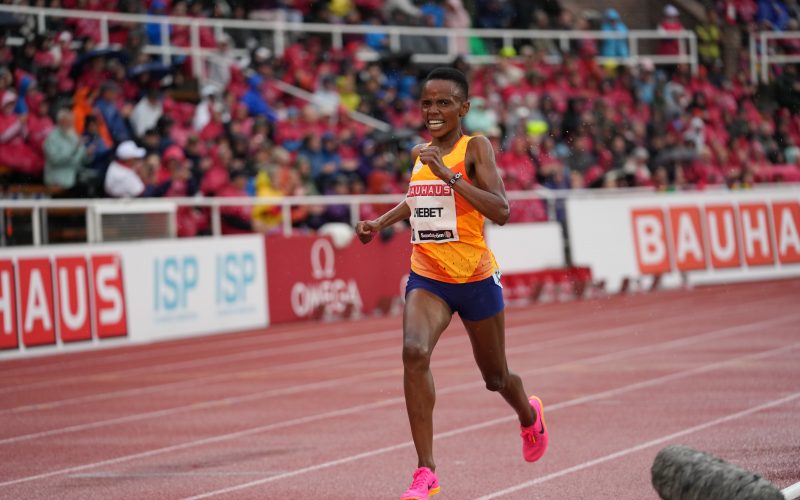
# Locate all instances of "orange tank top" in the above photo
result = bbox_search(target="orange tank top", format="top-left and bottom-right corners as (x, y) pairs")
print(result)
(405, 135), (498, 284)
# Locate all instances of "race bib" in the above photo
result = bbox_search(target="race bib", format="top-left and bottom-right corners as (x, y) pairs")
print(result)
(406, 180), (459, 244)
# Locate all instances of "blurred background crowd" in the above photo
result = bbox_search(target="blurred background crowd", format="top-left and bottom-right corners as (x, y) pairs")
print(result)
(1, 0), (799, 234)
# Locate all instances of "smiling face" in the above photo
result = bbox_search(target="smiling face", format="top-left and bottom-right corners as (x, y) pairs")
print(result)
(420, 79), (470, 141)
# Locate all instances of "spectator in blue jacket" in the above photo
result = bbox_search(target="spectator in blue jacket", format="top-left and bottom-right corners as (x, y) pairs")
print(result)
(241, 74), (278, 124)
(757, 0), (790, 30)
(94, 81), (131, 144)
(601, 9), (630, 58)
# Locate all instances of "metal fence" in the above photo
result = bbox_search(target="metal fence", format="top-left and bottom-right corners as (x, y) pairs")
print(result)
(0, 185), (765, 247)
(750, 30), (800, 83)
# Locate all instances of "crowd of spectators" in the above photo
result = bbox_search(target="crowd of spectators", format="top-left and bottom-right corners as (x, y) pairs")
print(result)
(1, 0), (800, 235)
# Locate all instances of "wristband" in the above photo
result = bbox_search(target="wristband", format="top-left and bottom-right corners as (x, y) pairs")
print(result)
(448, 172), (463, 186)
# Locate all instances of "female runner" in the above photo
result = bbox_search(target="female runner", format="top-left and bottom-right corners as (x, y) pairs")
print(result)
(356, 67), (548, 499)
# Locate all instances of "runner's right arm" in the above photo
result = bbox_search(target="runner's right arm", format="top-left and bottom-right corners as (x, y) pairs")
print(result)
(356, 201), (411, 244)
(356, 144), (423, 244)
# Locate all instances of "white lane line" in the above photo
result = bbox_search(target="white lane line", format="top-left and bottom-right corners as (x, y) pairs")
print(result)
(0, 317), (401, 377)
(68, 471), (286, 478)
(0, 326), (399, 395)
(179, 342), (800, 500)
(477, 392), (800, 499)
(783, 480), (800, 500)
(0, 292), (773, 416)
(1, 317), (793, 489)
(2, 311), (786, 445)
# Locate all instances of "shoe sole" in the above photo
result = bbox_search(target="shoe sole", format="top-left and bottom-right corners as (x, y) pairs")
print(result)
(401, 485), (440, 499)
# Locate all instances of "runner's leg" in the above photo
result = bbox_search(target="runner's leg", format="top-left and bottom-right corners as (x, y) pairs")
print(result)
(462, 311), (536, 427)
(403, 288), (453, 471)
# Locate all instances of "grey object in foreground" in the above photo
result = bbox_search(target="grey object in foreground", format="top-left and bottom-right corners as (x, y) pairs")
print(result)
(651, 444), (784, 500)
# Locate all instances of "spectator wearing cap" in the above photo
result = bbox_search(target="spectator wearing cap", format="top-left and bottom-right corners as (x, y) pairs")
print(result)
(105, 140), (148, 197)
(658, 5), (685, 57)
(0, 91), (42, 176)
(43, 107), (93, 195)
(600, 9), (630, 59)
(130, 87), (164, 138)
(95, 82), (132, 144)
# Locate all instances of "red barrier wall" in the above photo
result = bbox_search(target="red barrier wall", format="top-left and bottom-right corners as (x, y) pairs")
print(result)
(265, 230), (413, 323)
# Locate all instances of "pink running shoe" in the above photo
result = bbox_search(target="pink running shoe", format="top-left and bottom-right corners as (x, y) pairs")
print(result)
(520, 395), (548, 462)
(400, 467), (441, 499)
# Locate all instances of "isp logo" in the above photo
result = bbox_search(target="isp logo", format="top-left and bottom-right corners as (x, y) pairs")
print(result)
(216, 252), (256, 312)
(153, 256), (199, 314)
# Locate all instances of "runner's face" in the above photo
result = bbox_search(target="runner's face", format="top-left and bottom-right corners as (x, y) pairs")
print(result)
(420, 79), (469, 139)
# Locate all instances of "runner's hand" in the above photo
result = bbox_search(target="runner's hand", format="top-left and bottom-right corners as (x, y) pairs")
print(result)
(356, 220), (380, 244)
(419, 146), (450, 181)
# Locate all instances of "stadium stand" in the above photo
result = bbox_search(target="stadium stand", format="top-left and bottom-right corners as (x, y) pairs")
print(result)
(0, 0), (799, 239)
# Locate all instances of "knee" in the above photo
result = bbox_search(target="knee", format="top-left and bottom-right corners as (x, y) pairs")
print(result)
(402, 340), (431, 369)
(483, 373), (507, 392)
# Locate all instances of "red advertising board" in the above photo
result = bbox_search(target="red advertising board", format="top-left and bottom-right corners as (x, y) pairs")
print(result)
(17, 258), (56, 347)
(0, 252), (127, 351)
(266, 231), (412, 323)
(0, 259), (18, 350)
(632, 200), (800, 274)
(90, 254), (128, 338)
(55, 256), (92, 342)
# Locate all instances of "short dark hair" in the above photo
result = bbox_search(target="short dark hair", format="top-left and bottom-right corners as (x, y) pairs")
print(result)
(423, 67), (469, 100)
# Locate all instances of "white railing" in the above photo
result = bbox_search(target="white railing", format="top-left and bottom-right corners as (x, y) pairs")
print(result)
(0, 189), (573, 245)
(750, 31), (800, 83)
(0, 4), (698, 75)
(3, 184), (792, 246)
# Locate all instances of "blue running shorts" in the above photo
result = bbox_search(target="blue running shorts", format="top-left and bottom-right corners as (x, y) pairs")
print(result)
(405, 271), (504, 321)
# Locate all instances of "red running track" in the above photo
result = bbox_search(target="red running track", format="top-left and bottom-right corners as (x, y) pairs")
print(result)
(0, 279), (799, 499)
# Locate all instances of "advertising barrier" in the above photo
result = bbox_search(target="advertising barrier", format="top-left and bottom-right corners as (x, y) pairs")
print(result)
(485, 222), (565, 273)
(567, 187), (800, 291)
(0, 235), (267, 355)
(127, 236), (268, 342)
(265, 231), (412, 323)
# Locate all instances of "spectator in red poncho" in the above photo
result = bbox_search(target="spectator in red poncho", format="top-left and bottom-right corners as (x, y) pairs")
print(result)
(26, 91), (54, 155)
(55, 31), (78, 94)
(498, 135), (536, 190)
(32, 34), (58, 71)
(69, 0), (102, 43)
(658, 5), (685, 57)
